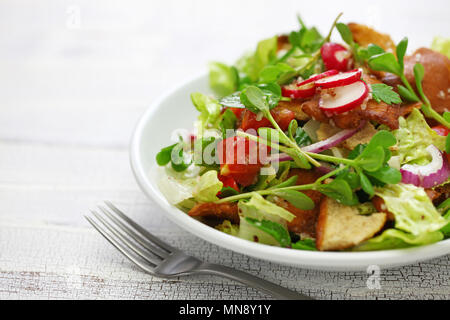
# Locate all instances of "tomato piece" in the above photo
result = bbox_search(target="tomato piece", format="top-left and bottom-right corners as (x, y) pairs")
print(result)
(217, 136), (268, 187)
(228, 107), (244, 118)
(432, 125), (450, 136)
(218, 175), (239, 192)
(271, 108), (296, 131)
(239, 108), (295, 132)
(239, 110), (271, 131)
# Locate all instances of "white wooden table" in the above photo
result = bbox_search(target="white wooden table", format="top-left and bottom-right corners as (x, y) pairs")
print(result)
(0, 0), (449, 300)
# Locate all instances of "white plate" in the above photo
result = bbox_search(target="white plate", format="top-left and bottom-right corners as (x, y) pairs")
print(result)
(130, 73), (450, 271)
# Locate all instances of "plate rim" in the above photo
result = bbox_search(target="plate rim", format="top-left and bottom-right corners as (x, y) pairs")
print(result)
(129, 72), (450, 271)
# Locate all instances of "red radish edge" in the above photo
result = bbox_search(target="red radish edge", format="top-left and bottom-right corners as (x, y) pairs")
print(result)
(319, 80), (369, 116)
(282, 83), (316, 99)
(315, 69), (362, 89)
(296, 70), (339, 87)
(400, 145), (450, 188)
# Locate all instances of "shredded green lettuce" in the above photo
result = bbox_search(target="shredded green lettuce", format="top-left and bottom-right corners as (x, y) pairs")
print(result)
(208, 62), (239, 98)
(238, 193), (296, 223)
(236, 36), (278, 82)
(236, 193), (295, 246)
(394, 109), (446, 165)
(215, 220), (239, 236)
(431, 36), (450, 58)
(375, 184), (447, 235)
(193, 170), (223, 203)
(190, 93), (222, 137)
(353, 229), (444, 251)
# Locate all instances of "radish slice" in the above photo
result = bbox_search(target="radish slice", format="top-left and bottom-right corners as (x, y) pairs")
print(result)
(301, 121), (366, 153)
(321, 43), (352, 72)
(282, 82), (316, 99)
(315, 69), (362, 89)
(400, 145), (450, 188)
(296, 70), (339, 87)
(319, 80), (369, 116)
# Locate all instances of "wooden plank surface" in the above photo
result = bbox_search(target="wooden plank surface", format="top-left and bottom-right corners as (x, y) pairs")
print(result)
(0, 0), (449, 300)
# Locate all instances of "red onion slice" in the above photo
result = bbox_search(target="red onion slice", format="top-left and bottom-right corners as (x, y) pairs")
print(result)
(301, 121), (366, 154)
(400, 145), (450, 188)
(268, 121), (366, 163)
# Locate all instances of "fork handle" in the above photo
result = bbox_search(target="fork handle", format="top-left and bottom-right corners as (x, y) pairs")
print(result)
(196, 262), (313, 300)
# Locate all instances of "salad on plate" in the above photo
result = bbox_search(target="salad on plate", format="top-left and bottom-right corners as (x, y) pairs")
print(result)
(155, 13), (450, 252)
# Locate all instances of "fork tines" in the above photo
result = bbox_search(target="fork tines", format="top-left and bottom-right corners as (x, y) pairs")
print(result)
(85, 201), (174, 272)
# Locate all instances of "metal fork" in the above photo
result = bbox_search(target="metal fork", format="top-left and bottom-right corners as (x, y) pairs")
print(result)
(85, 201), (313, 300)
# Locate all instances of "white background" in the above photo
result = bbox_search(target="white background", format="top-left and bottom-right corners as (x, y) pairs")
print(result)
(0, 0), (449, 299)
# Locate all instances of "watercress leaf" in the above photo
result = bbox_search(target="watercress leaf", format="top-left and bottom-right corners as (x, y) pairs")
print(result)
(359, 172), (375, 197)
(301, 27), (323, 53)
(318, 179), (355, 205)
(268, 175), (298, 190)
(294, 127), (312, 147)
(367, 44), (385, 57)
(370, 83), (402, 105)
(291, 238), (317, 251)
(365, 165), (402, 185)
(413, 63), (426, 99)
(358, 145), (385, 172)
(259, 63), (296, 84)
(220, 109), (237, 138)
(289, 30), (303, 48)
(258, 83), (282, 109)
(209, 62), (239, 98)
(366, 130), (397, 150)
(273, 190), (315, 210)
(219, 186), (240, 198)
(171, 143), (191, 172)
(336, 170), (360, 189)
(245, 218), (291, 247)
(396, 37), (408, 72)
(240, 85), (269, 113)
(397, 84), (420, 102)
(336, 23), (354, 46)
(156, 143), (178, 166)
(368, 52), (402, 75)
(444, 111), (450, 122)
(219, 92), (245, 109)
(288, 119), (298, 140)
(258, 127), (290, 145)
(286, 148), (311, 169)
(348, 144), (367, 160)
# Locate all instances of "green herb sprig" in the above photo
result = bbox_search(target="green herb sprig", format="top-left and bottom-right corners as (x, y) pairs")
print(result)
(217, 130), (401, 206)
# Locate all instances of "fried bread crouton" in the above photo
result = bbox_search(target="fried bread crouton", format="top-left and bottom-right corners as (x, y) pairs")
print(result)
(316, 197), (387, 251)
(273, 169), (324, 237)
(348, 23), (396, 53)
(188, 202), (239, 224)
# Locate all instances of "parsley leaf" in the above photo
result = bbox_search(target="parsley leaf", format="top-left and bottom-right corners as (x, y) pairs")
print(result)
(370, 83), (402, 105)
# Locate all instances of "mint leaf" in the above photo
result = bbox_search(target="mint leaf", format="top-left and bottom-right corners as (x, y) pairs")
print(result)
(371, 83), (402, 105)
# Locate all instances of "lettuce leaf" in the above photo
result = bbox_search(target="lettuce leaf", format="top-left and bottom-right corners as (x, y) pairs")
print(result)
(394, 109), (446, 165)
(375, 184), (448, 235)
(215, 220), (239, 236)
(431, 36), (450, 59)
(245, 218), (291, 247)
(238, 193), (296, 223)
(193, 170), (223, 203)
(190, 93), (222, 137)
(236, 36), (278, 82)
(236, 193), (295, 246)
(209, 62), (239, 98)
(353, 229), (444, 251)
